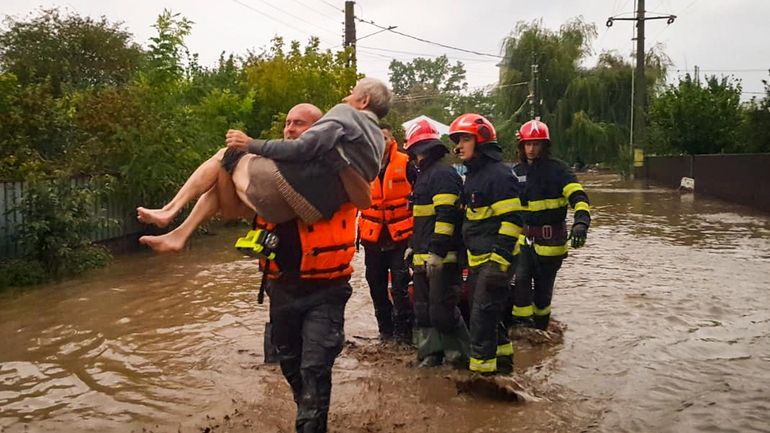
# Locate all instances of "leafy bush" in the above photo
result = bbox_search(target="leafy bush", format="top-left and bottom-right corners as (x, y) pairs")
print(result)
(6, 176), (113, 285)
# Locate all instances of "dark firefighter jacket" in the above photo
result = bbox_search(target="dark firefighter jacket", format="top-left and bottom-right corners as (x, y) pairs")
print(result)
(410, 156), (464, 267)
(512, 158), (591, 258)
(462, 154), (522, 270)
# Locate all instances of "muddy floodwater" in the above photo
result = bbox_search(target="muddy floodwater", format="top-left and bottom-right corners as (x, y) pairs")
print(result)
(1, 173), (769, 433)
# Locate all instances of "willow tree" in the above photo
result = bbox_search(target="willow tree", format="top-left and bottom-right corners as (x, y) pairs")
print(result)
(497, 18), (669, 167)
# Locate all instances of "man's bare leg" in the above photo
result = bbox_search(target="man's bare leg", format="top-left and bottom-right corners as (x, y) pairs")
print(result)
(139, 159), (256, 253)
(218, 160), (253, 219)
(139, 188), (221, 253)
(137, 148), (229, 227)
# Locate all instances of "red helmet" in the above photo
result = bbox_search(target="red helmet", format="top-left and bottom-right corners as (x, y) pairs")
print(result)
(404, 119), (440, 150)
(518, 119), (550, 142)
(449, 113), (496, 144)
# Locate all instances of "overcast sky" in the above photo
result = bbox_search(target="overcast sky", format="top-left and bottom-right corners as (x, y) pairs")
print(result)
(2, 0), (768, 99)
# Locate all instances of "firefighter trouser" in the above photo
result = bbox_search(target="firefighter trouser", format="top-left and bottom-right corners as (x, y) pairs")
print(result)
(412, 264), (469, 363)
(364, 244), (413, 339)
(413, 264), (463, 333)
(267, 279), (352, 433)
(511, 244), (563, 330)
(467, 267), (513, 373)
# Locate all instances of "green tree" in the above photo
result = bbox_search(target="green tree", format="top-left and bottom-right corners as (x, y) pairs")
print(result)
(387, 55), (469, 123)
(648, 74), (742, 155)
(243, 37), (358, 137)
(737, 73), (770, 153)
(0, 8), (143, 96)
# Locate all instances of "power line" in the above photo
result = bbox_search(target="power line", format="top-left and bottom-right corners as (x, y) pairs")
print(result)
(320, 0), (342, 12)
(246, 0), (341, 38)
(355, 17), (504, 59)
(357, 45), (499, 63)
(288, 0), (341, 22)
(228, 0), (335, 46)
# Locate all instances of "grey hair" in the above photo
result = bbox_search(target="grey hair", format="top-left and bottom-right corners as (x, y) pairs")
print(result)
(356, 77), (392, 119)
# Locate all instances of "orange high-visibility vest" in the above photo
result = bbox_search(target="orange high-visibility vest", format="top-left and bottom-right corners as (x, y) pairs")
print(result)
(255, 203), (357, 280)
(359, 140), (413, 243)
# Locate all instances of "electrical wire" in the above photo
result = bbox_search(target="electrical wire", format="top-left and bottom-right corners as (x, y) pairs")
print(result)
(357, 45), (499, 63)
(355, 17), (504, 59)
(246, 0), (341, 38)
(320, 0), (342, 12)
(228, 0), (332, 44)
(288, 0), (341, 22)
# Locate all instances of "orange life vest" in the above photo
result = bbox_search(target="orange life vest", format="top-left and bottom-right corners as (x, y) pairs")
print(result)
(254, 203), (357, 280)
(359, 140), (413, 243)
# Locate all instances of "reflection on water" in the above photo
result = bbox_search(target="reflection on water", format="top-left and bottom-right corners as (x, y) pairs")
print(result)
(0, 172), (768, 433)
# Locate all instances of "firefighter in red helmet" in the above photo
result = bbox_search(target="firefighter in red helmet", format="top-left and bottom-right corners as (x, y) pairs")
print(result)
(450, 113), (523, 375)
(403, 119), (469, 368)
(510, 119), (590, 331)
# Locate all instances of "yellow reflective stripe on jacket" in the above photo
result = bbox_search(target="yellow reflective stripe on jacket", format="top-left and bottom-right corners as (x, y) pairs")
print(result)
(467, 251), (491, 267)
(467, 252), (512, 269)
(490, 252), (511, 269)
(433, 193), (459, 207)
(469, 357), (497, 373)
(534, 243), (568, 256)
(498, 221), (522, 238)
(434, 221), (454, 236)
(496, 342), (513, 357)
(465, 206), (494, 221)
(491, 197), (523, 215)
(412, 204), (435, 217)
(574, 201), (590, 213)
(527, 197), (568, 211)
(563, 182), (584, 199)
(513, 304), (534, 318)
(534, 305), (551, 316)
(413, 252), (458, 266)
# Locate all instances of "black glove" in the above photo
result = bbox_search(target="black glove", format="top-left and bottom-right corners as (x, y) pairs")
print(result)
(570, 223), (588, 248)
(479, 262), (511, 287)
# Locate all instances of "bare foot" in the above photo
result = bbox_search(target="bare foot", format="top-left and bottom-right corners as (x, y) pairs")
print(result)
(139, 233), (186, 253)
(137, 207), (177, 228)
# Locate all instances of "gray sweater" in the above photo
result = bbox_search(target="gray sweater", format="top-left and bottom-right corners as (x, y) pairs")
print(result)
(247, 103), (385, 181)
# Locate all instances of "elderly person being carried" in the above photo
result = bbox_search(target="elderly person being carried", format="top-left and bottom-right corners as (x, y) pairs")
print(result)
(137, 77), (392, 252)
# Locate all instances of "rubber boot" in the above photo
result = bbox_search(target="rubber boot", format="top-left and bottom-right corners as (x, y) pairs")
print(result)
(533, 313), (550, 331)
(414, 327), (444, 367)
(509, 315), (535, 329)
(441, 317), (471, 370)
(496, 355), (513, 375)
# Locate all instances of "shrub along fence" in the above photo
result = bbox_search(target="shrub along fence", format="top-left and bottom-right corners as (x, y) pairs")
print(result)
(643, 153), (770, 214)
(0, 178), (141, 260)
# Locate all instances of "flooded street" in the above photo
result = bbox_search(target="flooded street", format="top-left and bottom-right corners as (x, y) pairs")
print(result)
(1, 172), (769, 433)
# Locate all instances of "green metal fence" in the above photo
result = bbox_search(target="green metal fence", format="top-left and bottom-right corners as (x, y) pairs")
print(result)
(0, 178), (142, 260)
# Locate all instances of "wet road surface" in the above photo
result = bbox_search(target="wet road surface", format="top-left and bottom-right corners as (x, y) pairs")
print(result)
(1, 172), (768, 433)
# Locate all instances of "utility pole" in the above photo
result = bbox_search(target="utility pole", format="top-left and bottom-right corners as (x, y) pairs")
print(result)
(694, 65), (700, 85)
(607, 1), (676, 174)
(344, 1), (356, 69)
(529, 54), (539, 119)
(634, 0), (646, 157)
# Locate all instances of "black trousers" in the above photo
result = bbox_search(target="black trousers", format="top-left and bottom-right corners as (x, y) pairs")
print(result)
(267, 279), (352, 433)
(467, 267), (511, 370)
(412, 264), (463, 333)
(364, 244), (413, 337)
(512, 244), (563, 324)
